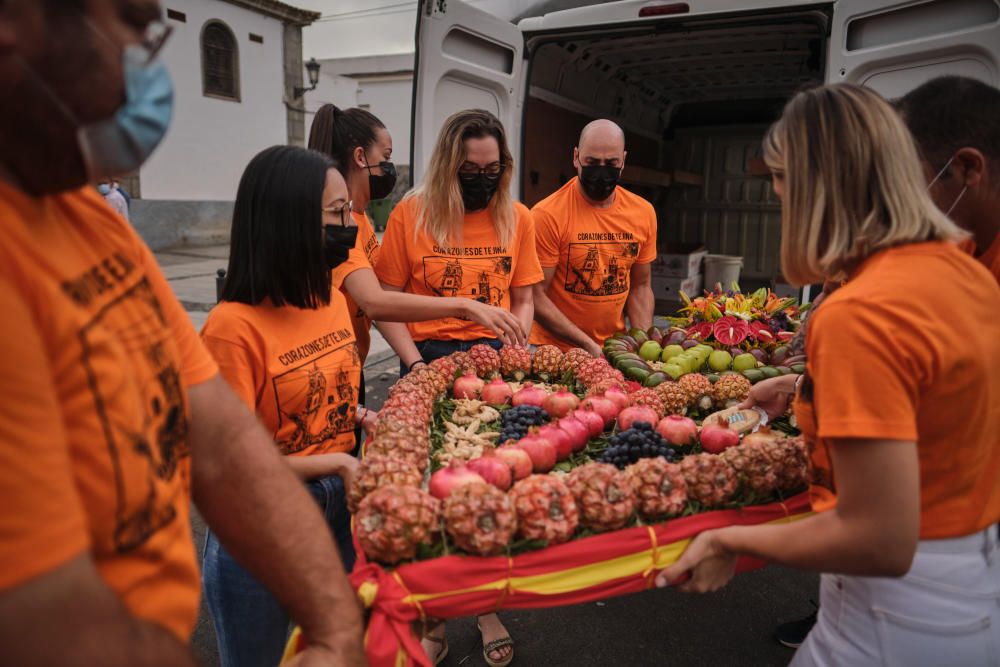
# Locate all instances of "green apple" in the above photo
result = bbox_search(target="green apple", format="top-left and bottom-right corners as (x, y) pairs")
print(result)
(660, 344), (684, 362)
(733, 353), (757, 372)
(663, 363), (685, 380)
(639, 340), (663, 362)
(708, 350), (733, 372)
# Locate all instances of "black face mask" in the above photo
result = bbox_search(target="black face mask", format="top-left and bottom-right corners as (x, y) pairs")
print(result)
(579, 164), (621, 201)
(323, 224), (358, 271)
(459, 172), (501, 211)
(365, 158), (397, 200)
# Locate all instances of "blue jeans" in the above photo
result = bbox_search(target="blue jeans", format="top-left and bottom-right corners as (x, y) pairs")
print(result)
(401, 337), (501, 376)
(202, 475), (356, 667)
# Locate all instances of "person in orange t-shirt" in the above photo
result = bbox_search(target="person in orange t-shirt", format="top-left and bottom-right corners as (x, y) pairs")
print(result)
(308, 105), (526, 453)
(530, 119), (657, 355)
(0, 5), (362, 666)
(896, 76), (1000, 283)
(658, 85), (1000, 667)
(376, 110), (540, 384)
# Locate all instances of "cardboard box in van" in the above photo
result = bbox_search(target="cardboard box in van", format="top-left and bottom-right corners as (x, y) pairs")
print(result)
(651, 244), (707, 279)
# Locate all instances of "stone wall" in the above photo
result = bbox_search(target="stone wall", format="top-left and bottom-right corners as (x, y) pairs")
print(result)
(130, 199), (234, 250)
(283, 23), (306, 147)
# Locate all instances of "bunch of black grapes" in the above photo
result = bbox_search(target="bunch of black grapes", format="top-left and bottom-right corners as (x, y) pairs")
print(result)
(500, 405), (549, 442)
(600, 422), (678, 469)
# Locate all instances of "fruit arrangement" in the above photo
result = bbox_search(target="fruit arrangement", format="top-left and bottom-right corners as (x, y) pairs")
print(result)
(353, 344), (809, 566)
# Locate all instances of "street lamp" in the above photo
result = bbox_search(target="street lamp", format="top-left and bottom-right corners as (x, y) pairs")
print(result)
(294, 58), (321, 98)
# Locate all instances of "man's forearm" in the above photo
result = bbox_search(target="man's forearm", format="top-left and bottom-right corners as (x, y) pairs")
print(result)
(626, 285), (654, 331)
(511, 300), (534, 341)
(534, 290), (598, 351)
(188, 378), (364, 661)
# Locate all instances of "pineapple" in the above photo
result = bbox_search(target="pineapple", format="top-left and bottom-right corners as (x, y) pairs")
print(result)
(712, 374), (752, 408)
(443, 482), (517, 556)
(499, 345), (532, 381)
(468, 344), (501, 378)
(574, 357), (616, 390)
(679, 454), (738, 508)
(720, 444), (778, 500)
(510, 474), (579, 545)
(628, 387), (667, 417)
(566, 463), (635, 532)
(586, 379), (627, 396)
(678, 374), (714, 412)
(624, 458), (688, 520)
(561, 347), (592, 376)
(655, 382), (689, 416)
(348, 453), (423, 513)
(450, 351), (477, 374)
(428, 355), (458, 383)
(365, 429), (430, 473)
(356, 485), (440, 565)
(375, 405), (429, 429)
(532, 345), (565, 382)
(405, 366), (448, 397)
(759, 437), (810, 492)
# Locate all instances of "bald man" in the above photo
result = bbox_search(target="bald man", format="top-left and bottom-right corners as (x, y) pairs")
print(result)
(531, 120), (657, 354)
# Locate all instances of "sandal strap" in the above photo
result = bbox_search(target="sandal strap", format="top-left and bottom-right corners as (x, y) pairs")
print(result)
(483, 636), (514, 653)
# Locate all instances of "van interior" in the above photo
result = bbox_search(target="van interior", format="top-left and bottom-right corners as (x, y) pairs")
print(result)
(519, 6), (831, 298)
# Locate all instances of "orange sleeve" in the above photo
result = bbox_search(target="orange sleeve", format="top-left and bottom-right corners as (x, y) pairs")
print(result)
(374, 199), (412, 288)
(331, 247), (372, 291)
(808, 300), (920, 441)
(0, 280), (89, 590)
(532, 205), (562, 268)
(199, 314), (262, 411)
(512, 205), (544, 287)
(637, 201), (658, 265)
(136, 241), (219, 387)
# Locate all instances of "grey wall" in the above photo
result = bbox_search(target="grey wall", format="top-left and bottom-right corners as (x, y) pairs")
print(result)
(130, 199), (233, 250)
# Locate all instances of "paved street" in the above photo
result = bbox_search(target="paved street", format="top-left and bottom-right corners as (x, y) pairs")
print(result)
(159, 244), (816, 667)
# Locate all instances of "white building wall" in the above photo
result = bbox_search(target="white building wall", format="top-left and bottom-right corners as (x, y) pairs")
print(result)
(141, 0), (287, 201)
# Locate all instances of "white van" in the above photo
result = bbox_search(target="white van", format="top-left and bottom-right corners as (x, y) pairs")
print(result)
(410, 0), (1000, 287)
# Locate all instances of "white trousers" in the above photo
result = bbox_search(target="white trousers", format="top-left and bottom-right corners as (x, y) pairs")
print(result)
(791, 526), (1000, 667)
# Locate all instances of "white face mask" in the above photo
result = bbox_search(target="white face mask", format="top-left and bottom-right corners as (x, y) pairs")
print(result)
(927, 156), (967, 217)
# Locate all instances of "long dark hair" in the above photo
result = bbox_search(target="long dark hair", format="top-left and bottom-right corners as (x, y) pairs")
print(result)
(221, 145), (335, 308)
(308, 104), (385, 179)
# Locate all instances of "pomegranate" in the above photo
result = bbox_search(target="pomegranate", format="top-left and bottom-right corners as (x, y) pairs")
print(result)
(542, 386), (580, 418)
(602, 386), (629, 411)
(655, 415), (698, 446)
(466, 446), (513, 491)
(572, 407), (605, 438)
(428, 460), (486, 499)
(538, 424), (573, 460)
(512, 382), (548, 408)
(515, 431), (557, 472)
(617, 405), (659, 431)
(556, 414), (591, 453)
(480, 377), (513, 405)
(699, 421), (741, 453)
(496, 445), (533, 480)
(580, 396), (619, 428)
(452, 371), (484, 400)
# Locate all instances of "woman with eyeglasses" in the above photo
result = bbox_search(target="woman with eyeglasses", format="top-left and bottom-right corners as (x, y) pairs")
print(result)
(375, 109), (542, 666)
(376, 109), (541, 382)
(308, 105), (527, 389)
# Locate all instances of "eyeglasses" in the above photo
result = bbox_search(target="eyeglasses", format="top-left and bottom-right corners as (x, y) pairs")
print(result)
(141, 20), (173, 64)
(322, 200), (353, 226)
(458, 162), (505, 178)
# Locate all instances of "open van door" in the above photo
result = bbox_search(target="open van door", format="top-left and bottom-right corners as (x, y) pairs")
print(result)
(411, 1), (525, 187)
(828, 0), (1000, 98)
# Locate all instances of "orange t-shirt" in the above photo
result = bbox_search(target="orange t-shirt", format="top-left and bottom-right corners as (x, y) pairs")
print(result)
(375, 197), (543, 342)
(0, 184), (219, 640)
(530, 178), (658, 350)
(795, 241), (1000, 539)
(959, 234), (1000, 284)
(331, 210), (381, 362)
(201, 294), (361, 456)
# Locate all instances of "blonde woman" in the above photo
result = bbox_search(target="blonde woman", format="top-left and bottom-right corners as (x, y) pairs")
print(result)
(376, 109), (542, 665)
(656, 84), (1000, 666)
(377, 109), (540, 381)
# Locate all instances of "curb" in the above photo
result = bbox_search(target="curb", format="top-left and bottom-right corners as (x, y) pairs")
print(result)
(365, 348), (399, 369)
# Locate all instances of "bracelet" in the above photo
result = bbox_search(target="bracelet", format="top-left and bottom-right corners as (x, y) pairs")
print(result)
(408, 359), (427, 372)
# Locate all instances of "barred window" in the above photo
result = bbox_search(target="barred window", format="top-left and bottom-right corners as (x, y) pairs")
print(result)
(201, 21), (239, 101)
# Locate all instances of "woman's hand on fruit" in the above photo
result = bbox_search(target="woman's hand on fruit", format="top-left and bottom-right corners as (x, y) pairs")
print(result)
(357, 406), (379, 437)
(583, 339), (603, 358)
(462, 300), (527, 346)
(655, 528), (738, 593)
(738, 374), (799, 420)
